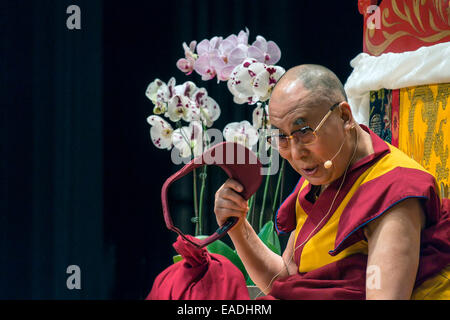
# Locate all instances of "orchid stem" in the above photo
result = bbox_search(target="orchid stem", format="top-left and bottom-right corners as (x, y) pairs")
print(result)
(249, 194), (257, 230)
(258, 104), (270, 231)
(197, 122), (210, 235)
(190, 126), (199, 235)
(271, 158), (286, 218)
(247, 194), (255, 225)
(198, 166), (207, 235)
(259, 153), (272, 231)
(177, 121), (191, 150)
(193, 167), (199, 236)
(247, 143), (261, 230)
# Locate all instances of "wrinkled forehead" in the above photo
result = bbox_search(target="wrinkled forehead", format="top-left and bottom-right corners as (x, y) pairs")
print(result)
(268, 77), (334, 128)
(268, 91), (325, 126)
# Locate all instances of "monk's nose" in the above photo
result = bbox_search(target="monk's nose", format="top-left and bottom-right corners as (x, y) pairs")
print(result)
(289, 140), (309, 161)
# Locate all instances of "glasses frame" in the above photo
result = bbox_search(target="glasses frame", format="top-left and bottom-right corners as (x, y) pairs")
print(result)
(267, 101), (342, 149)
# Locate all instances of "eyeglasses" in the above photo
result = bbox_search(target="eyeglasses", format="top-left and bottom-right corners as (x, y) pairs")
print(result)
(266, 102), (341, 150)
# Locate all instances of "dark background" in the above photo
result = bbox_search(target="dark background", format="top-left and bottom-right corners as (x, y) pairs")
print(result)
(1, 0), (364, 299)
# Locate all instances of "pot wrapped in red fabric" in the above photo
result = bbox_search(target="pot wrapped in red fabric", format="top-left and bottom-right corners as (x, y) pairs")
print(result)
(147, 235), (250, 300)
(147, 142), (262, 300)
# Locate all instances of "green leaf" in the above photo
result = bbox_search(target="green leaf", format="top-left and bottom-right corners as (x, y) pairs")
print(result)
(173, 254), (183, 264)
(246, 274), (255, 286)
(195, 236), (248, 280)
(258, 221), (281, 255)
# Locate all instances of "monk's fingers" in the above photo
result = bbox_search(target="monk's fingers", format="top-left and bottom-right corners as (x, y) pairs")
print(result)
(215, 181), (248, 210)
(215, 198), (249, 213)
(214, 207), (247, 226)
(223, 178), (244, 193)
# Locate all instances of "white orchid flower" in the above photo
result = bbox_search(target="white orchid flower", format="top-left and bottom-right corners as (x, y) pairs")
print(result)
(252, 103), (270, 130)
(166, 95), (193, 122)
(252, 103), (271, 151)
(227, 59), (285, 105)
(145, 78), (164, 104)
(147, 115), (174, 150)
(174, 81), (197, 98)
(145, 77), (180, 115)
(146, 79), (168, 114)
(223, 120), (259, 148)
(202, 95), (221, 126)
(172, 121), (205, 158)
(190, 88), (221, 127)
(166, 77), (176, 97)
(226, 80), (248, 104)
(232, 59), (265, 95)
(253, 65), (285, 102)
(227, 59), (265, 105)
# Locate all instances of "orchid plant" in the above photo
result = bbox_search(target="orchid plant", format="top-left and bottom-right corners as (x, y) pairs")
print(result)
(147, 29), (286, 285)
(225, 58), (286, 236)
(177, 28), (281, 83)
(146, 77), (220, 235)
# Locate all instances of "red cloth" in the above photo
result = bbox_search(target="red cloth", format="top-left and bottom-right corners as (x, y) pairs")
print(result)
(261, 200), (450, 300)
(147, 235), (249, 300)
(161, 141), (262, 248)
(417, 198), (450, 286)
(259, 254), (368, 300)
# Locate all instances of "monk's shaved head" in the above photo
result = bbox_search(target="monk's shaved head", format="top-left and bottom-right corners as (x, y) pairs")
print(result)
(274, 64), (347, 108)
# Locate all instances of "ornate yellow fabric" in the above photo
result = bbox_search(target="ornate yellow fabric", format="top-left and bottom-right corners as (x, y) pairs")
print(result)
(412, 265), (450, 300)
(398, 83), (450, 199)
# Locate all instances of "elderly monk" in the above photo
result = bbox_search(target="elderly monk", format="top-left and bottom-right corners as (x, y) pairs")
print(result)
(214, 64), (450, 300)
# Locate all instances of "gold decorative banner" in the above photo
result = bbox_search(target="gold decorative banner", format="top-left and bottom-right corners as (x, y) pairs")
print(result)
(398, 83), (450, 198)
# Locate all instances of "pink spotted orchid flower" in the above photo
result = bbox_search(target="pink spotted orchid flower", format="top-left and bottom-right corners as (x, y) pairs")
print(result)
(193, 36), (225, 81)
(177, 29), (282, 83)
(176, 41), (197, 75)
(251, 36), (281, 65)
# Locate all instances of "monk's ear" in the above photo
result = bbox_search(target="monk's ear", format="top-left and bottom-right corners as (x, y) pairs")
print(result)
(338, 102), (356, 131)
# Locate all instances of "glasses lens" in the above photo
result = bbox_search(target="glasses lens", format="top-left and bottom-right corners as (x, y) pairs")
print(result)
(277, 137), (291, 149)
(277, 136), (289, 148)
(267, 128), (317, 149)
(293, 129), (316, 145)
(267, 134), (287, 150)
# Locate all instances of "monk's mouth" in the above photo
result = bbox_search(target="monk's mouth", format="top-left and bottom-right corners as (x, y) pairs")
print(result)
(302, 165), (318, 176)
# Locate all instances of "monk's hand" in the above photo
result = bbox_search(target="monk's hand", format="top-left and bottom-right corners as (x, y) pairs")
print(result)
(214, 178), (249, 229)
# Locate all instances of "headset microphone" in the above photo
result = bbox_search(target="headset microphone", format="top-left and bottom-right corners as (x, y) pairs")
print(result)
(324, 125), (357, 169)
(324, 137), (346, 169)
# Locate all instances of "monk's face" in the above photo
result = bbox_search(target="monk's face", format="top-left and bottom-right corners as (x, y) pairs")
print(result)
(268, 80), (354, 186)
